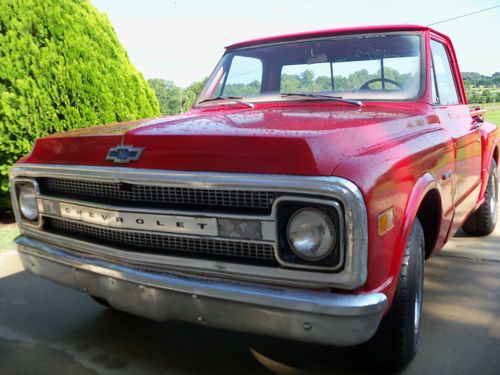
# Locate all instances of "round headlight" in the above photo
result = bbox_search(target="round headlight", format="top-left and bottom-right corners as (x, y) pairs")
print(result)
(19, 184), (38, 221)
(287, 208), (336, 261)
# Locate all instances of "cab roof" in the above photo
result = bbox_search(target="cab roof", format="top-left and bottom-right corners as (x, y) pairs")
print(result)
(225, 24), (447, 50)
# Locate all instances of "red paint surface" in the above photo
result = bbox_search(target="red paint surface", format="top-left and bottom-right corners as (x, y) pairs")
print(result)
(20, 26), (499, 306)
(227, 24), (446, 50)
(26, 102), (431, 175)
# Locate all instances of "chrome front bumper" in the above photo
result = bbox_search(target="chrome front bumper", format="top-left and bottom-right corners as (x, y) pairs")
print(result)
(16, 235), (387, 346)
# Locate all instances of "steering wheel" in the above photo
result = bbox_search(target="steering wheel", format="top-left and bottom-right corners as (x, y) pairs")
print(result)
(360, 78), (403, 90)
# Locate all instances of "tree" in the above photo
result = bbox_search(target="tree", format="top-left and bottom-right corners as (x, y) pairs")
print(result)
(0, 0), (159, 209)
(148, 79), (182, 115)
(280, 74), (302, 92)
(462, 72), (500, 88)
(148, 78), (208, 115)
(182, 78), (207, 112)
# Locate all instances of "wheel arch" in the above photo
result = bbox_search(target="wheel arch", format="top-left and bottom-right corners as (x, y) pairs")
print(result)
(376, 172), (440, 317)
(388, 172), (442, 295)
(400, 173), (441, 255)
(415, 188), (442, 259)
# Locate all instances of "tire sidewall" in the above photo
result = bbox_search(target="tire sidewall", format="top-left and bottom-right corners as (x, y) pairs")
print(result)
(462, 159), (498, 236)
(395, 218), (425, 358)
(364, 218), (425, 371)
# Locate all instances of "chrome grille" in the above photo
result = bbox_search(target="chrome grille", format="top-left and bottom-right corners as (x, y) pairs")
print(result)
(47, 218), (276, 263)
(41, 178), (275, 211)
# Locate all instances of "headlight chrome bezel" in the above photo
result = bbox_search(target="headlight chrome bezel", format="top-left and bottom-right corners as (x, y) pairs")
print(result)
(275, 197), (345, 272)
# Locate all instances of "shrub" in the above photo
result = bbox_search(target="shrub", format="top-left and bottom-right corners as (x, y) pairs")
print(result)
(0, 0), (159, 209)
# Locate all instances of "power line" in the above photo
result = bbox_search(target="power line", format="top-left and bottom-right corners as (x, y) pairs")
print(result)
(427, 4), (500, 26)
(406, 0), (485, 24)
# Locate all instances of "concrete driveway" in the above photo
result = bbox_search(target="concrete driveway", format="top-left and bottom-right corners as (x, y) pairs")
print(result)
(1, 227), (499, 375)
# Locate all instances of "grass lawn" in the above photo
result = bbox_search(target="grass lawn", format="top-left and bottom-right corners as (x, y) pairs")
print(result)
(469, 103), (500, 127)
(0, 226), (19, 252)
(480, 102), (500, 127)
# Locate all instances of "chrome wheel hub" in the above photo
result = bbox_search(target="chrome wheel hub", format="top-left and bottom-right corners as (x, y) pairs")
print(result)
(414, 275), (422, 337)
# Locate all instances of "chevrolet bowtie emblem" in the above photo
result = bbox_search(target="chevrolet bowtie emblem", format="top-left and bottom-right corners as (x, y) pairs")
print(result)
(106, 145), (144, 164)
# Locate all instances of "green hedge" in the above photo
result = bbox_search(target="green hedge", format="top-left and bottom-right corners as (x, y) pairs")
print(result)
(0, 0), (159, 209)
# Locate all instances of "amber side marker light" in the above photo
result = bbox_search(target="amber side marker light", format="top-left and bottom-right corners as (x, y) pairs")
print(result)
(378, 207), (394, 236)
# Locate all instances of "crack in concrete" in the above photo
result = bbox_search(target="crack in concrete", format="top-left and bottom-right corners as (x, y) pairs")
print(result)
(0, 328), (98, 375)
(0, 324), (159, 375)
(436, 252), (500, 264)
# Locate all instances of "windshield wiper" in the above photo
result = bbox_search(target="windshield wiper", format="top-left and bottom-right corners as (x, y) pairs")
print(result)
(198, 96), (254, 108)
(281, 92), (363, 107)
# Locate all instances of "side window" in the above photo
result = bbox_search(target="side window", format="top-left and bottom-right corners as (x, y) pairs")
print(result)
(430, 40), (459, 105)
(217, 56), (262, 97)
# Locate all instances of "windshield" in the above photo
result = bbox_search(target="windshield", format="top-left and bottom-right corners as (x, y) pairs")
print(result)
(196, 33), (423, 106)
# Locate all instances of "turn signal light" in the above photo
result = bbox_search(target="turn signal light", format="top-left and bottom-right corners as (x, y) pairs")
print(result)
(378, 207), (394, 236)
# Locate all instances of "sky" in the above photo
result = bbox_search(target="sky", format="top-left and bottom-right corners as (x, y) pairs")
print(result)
(91, 0), (500, 87)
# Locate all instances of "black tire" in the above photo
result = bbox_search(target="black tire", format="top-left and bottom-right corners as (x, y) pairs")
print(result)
(462, 159), (498, 236)
(90, 295), (112, 308)
(364, 218), (425, 372)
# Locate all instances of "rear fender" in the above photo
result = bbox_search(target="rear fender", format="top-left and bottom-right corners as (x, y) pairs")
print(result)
(477, 124), (498, 205)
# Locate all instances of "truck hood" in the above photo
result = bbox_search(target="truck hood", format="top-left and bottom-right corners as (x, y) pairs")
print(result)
(24, 105), (436, 176)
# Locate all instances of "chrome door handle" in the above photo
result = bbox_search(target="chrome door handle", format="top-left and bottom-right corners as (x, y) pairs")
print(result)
(442, 171), (453, 181)
(470, 122), (483, 131)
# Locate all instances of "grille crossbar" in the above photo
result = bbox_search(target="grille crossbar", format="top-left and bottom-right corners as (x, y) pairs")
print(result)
(41, 178), (275, 212)
(47, 218), (276, 263)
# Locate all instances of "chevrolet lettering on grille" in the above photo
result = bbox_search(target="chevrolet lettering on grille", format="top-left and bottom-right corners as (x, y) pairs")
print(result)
(59, 203), (218, 236)
(105, 145), (144, 164)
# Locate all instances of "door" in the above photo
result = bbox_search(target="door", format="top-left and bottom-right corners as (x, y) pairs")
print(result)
(430, 39), (482, 229)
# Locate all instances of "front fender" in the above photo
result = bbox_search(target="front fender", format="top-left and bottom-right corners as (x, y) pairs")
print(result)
(377, 172), (439, 308)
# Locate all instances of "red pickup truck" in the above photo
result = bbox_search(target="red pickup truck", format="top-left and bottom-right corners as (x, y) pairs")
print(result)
(10, 25), (498, 370)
